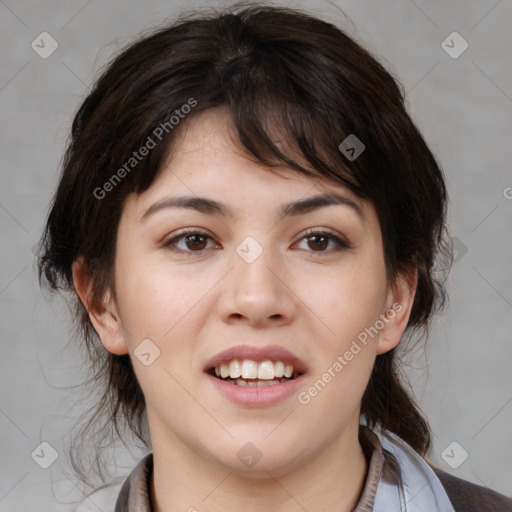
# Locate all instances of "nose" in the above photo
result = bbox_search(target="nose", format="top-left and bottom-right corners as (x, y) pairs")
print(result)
(217, 242), (298, 328)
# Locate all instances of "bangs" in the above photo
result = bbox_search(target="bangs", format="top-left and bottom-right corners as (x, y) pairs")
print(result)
(218, 49), (364, 194)
(227, 93), (364, 194)
(120, 14), (377, 198)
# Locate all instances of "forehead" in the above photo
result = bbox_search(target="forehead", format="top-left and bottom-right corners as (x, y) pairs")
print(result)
(123, 107), (377, 231)
(154, 107), (361, 200)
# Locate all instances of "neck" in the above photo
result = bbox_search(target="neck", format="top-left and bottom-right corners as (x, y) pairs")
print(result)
(150, 422), (369, 512)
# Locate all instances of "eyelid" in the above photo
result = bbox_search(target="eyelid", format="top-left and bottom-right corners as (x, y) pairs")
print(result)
(295, 227), (351, 249)
(163, 227), (351, 254)
(162, 228), (218, 250)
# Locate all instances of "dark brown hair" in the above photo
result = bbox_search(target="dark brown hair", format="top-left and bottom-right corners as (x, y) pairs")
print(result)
(37, 2), (451, 488)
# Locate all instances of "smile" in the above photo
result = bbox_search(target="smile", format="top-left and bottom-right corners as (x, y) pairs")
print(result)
(209, 358), (302, 386)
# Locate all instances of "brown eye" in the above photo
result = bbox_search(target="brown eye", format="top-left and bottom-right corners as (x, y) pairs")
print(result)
(164, 229), (216, 254)
(295, 229), (350, 253)
(306, 234), (329, 251)
(164, 228), (350, 257)
(184, 233), (208, 250)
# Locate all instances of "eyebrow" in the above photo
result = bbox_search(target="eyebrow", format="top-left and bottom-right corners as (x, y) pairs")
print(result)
(139, 192), (365, 223)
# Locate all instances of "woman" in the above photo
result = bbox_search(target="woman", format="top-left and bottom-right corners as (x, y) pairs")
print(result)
(37, 3), (512, 511)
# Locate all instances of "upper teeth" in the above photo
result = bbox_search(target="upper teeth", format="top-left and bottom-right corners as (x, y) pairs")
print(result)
(214, 360), (295, 380)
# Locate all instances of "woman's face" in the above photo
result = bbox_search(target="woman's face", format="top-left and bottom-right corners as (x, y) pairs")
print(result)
(84, 107), (414, 476)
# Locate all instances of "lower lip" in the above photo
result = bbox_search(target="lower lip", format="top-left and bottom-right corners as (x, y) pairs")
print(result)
(206, 372), (306, 407)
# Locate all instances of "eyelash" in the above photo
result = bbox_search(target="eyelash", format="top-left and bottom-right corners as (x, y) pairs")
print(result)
(163, 228), (351, 256)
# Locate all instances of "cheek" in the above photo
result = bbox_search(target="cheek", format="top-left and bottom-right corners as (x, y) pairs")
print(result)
(114, 259), (206, 410)
(114, 251), (208, 341)
(297, 255), (387, 345)
(295, 337), (375, 452)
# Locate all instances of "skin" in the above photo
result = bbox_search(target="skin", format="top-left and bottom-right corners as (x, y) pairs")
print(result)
(73, 107), (417, 512)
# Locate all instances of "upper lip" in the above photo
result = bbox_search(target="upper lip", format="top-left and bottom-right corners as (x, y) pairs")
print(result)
(204, 344), (308, 374)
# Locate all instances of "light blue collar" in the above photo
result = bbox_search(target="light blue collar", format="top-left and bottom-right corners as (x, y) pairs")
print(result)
(373, 429), (456, 512)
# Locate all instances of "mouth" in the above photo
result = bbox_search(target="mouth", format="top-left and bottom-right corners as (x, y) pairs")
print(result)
(204, 344), (308, 387)
(206, 365), (304, 386)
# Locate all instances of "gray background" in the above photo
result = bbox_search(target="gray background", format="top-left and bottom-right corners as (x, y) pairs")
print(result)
(1, 0), (511, 510)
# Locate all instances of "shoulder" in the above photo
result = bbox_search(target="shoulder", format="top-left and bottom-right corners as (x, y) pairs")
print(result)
(432, 466), (512, 512)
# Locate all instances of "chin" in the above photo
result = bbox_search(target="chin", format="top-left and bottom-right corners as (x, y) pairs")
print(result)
(207, 441), (303, 477)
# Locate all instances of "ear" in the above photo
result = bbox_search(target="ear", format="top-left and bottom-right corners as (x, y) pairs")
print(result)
(376, 267), (418, 355)
(71, 257), (129, 355)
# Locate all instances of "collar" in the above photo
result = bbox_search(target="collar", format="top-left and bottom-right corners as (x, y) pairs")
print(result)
(113, 425), (450, 512)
